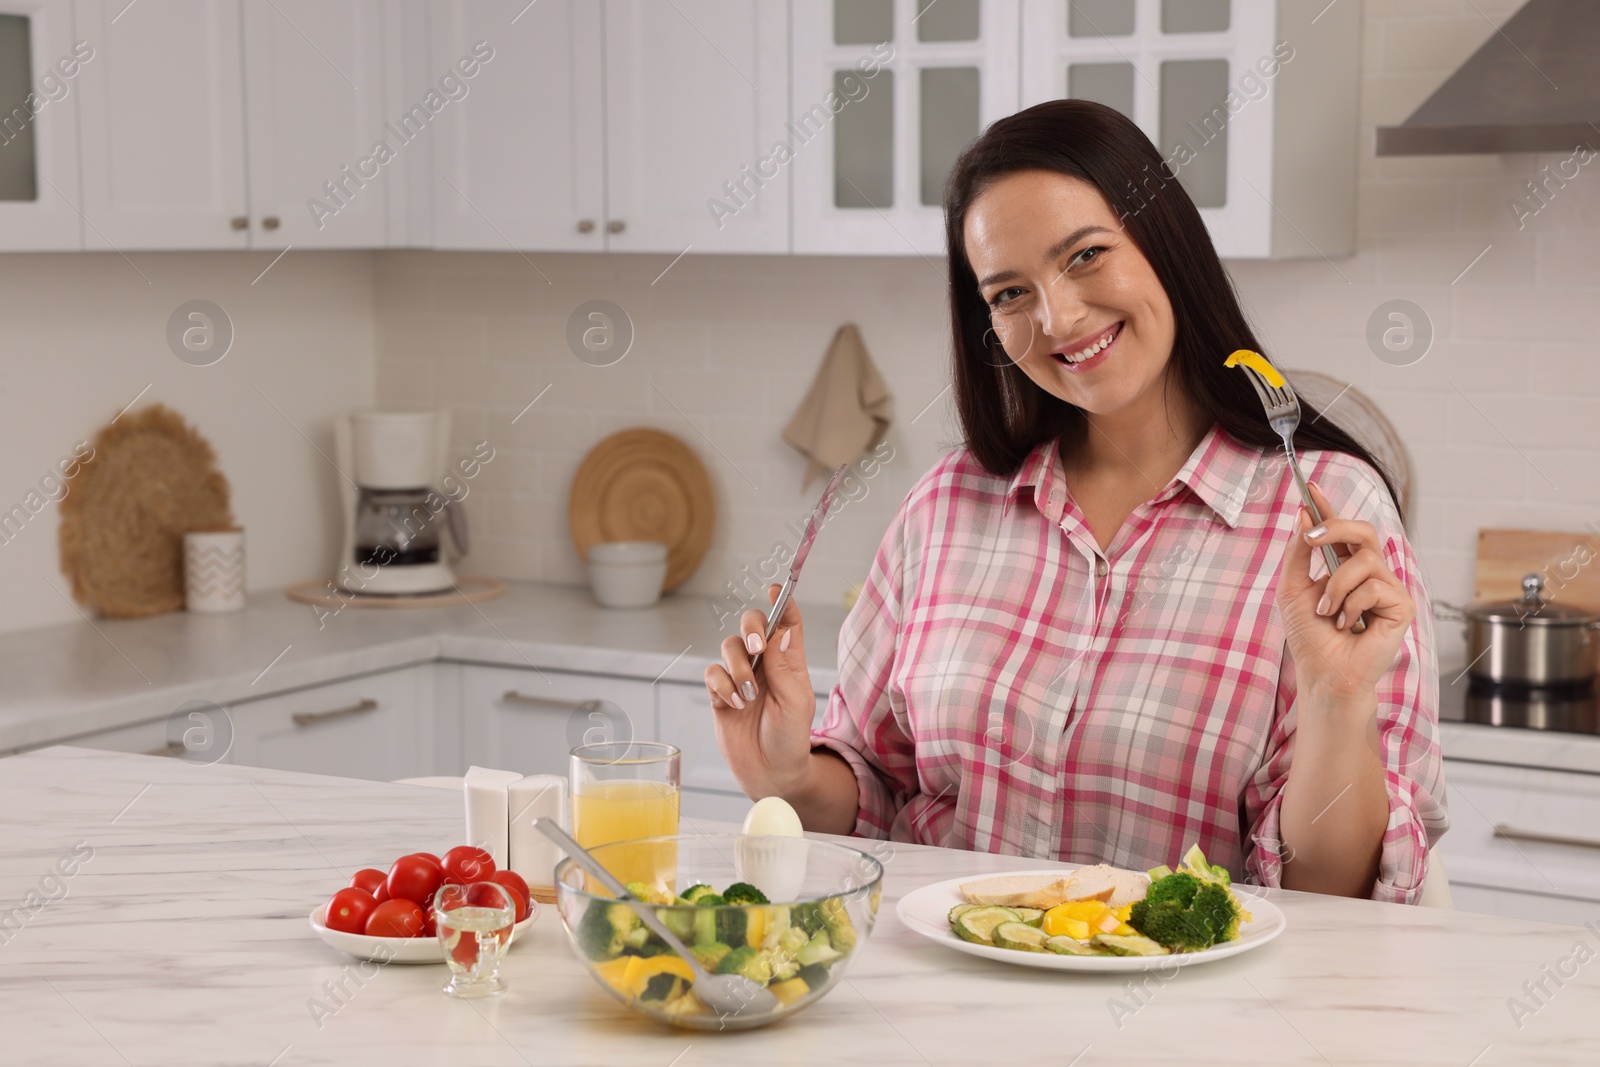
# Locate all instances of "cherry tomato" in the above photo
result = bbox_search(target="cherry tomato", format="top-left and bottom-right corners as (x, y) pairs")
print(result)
(365, 898), (426, 938)
(348, 868), (386, 896)
(385, 854), (443, 907)
(465, 882), (513, 910)
(448, 929), (479, 968)
(420, 905), (438, 938)
(405, 852), (442, 868)
(325, 888), (378, 934)
(371, 880), (389, 904)
(441, 846), (495, 886)
(492, 870), (532, 922)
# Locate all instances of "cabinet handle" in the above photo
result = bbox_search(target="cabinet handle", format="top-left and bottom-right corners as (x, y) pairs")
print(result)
(262, 216), (281, 231)
(230, 215), (249, 231)
(503, 690), (601, 714)
(577, 219), (596, 233)
(292, 698), (378, 727)
(1494, 824), (1600, 852)
(144, 740), (186, 757)
(607, 219), (625, 234)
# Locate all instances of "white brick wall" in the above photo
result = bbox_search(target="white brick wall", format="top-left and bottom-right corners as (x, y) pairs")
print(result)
(375, 0), (1599, 666)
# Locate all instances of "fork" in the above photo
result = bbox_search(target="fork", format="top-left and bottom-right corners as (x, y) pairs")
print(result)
(1229, 353), (1368, 635)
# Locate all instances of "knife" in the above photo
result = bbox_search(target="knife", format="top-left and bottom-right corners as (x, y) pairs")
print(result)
(749, 463), (850, 676)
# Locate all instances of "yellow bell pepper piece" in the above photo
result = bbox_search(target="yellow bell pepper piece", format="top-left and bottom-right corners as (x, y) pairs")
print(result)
(621, 954), (696, 999)
(745, 906), (768, 950)
(1223, 348), (1287, 388)
(1062, 900), (1111, 923)
(769, 977), (811, 1006)
(594, 957), (634, 996)
(1114, 904), (1134, 922)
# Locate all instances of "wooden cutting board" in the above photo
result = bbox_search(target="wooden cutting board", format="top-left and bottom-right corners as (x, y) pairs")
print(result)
(1475, 528), (1600, 610)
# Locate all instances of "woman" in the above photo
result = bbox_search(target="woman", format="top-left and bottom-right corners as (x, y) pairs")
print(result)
(704, 100), (1446, 903)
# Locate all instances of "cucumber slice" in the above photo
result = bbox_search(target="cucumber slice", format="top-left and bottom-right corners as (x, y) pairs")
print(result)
(947, 903), (981, 925)
(1092, 933), (1169, 957)
(1044, 936), (1104, 956)
(1010, 907), (1045, 927)
(992, 921), (1050, 952)
(953, 906), (1019, 944)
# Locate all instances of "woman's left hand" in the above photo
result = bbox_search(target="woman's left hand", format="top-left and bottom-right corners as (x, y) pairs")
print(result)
(1274, 482), (1415, 700)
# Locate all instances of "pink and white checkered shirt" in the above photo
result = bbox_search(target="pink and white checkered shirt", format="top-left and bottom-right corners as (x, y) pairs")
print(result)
(811, 422), (1448, 904)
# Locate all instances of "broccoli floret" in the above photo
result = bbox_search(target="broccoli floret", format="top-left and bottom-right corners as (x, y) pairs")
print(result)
(722, 882), (770, 905)
(1129, 867), (1243, 953)
(680, 885), (718, 903)
(622, 924), (651, 953)
(636, 939), (670, 958)
(625, 881), (675, 906)
(714, 945), (773, 984)
(1192, 881), (1242, 942)
(792, 901), (827, 937)
(1142, 870), (1201, 909)
(577, 900), (641, 960)
(819, 896), (857, 953)
(697, 893), (726, 907)
(690, 941), (733, 971)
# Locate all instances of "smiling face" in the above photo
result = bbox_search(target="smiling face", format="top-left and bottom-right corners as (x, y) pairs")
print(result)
(964, 170), (1179, 425)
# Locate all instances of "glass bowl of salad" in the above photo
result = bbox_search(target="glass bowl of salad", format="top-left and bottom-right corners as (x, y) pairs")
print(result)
(555, 833), (883, 1030)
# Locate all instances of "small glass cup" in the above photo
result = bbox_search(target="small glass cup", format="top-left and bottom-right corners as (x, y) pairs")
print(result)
(434, 881), (516, 998)
(570, 741), (681, 888)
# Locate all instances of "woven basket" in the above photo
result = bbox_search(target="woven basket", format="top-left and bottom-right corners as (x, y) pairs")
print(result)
(59, 404), (234, 618)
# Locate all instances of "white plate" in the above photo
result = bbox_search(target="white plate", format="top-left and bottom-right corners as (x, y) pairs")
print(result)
(309, 903), (537, 965)
(895, 871), (1286, 972)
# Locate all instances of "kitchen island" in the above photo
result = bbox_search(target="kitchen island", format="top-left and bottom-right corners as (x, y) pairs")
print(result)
(3, 747), (1596, 1066)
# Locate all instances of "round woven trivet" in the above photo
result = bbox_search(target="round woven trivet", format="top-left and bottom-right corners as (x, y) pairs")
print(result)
(567, 428), (714, 592)
(59, 404), (234, 618)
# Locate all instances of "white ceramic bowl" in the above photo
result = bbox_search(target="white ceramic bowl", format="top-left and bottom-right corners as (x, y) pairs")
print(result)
(309, 903), (537, 965)
(587, 541), (669, 608)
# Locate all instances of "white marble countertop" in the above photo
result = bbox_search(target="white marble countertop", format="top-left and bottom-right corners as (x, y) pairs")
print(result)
(4, 747), (1597, 1066)
(0, 582), (845, 754)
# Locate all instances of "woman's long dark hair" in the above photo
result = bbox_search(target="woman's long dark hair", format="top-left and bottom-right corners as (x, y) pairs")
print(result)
(944, 99), (1405, 520)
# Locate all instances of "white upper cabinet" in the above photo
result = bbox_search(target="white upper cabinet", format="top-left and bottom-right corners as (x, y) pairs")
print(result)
(0, 0), (85, 250)
(74, 0), (250, 250)
(427, 0), (605, 252)
(241, 0), (398, 248)
(1018, 0), (1359, 259)
(790, 0), (1021, 256)
(603, 0), (789, 254)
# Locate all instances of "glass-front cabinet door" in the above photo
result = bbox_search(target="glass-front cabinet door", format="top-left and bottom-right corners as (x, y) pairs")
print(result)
(1018, 0), (1281, 257)
(0, 0), (85, 250)
(792, 0), (1020, 255)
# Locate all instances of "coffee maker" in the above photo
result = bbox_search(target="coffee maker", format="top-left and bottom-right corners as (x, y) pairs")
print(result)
(334, 410), (468, 595)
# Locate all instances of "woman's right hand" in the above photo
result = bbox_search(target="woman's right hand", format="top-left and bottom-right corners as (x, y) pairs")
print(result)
(704, 584), (818, 801)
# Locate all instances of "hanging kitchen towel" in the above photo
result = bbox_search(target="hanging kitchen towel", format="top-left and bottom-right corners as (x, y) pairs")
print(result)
(782, 323), (893, 488)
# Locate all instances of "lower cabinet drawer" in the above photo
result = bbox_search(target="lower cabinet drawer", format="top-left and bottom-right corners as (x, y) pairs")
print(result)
(459, 664), (655, 778)
(1450, 883), (1600, 926)
(1440, 759), (1600, 903)
(228, 666), (433, 782)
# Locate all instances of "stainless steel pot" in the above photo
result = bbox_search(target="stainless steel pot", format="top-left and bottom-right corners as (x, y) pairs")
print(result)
(1436, 574), (1600, 688)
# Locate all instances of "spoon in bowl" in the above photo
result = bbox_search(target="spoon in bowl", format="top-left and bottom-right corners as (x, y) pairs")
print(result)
(533, 819), (781, 1019)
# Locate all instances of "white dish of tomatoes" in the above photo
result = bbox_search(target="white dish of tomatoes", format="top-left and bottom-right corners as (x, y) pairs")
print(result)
(309, 845), (538, 965)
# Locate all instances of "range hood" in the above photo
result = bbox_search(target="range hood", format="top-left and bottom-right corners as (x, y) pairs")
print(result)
(1375, 0), (1600, 155)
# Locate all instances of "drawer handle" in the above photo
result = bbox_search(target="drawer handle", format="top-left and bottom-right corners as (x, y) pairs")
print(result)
(292, 698), (378, 727)
(503, 690), (601, 714)
(1494, 824), (1600, 852)
(144, 740), (186, 757)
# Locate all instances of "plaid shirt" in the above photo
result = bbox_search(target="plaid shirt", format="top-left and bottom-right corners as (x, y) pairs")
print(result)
(811, 423), (1448, 904)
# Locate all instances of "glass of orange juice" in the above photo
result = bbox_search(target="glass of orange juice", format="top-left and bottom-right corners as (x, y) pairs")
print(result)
(569, 741), (680, 889)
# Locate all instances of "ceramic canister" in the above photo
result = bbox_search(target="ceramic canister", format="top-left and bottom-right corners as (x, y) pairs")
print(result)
(184, 529), (246, 613)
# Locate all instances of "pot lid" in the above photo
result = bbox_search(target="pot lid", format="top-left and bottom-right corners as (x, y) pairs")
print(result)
(1470, 573), (1600, 625)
